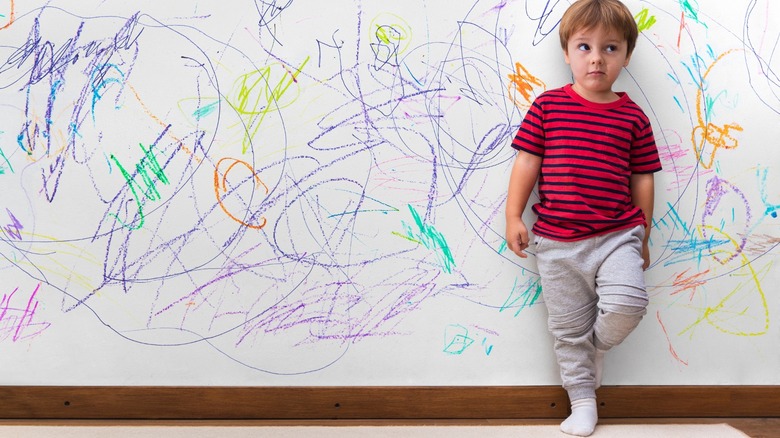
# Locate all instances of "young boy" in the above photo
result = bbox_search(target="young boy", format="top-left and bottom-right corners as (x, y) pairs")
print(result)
(505, 0), (662, 436)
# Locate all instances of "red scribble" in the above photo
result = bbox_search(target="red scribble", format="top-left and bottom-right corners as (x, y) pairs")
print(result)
(0, 284), (51, 343)
(657, 311), (688, 366)
(677, 11), (685, 49)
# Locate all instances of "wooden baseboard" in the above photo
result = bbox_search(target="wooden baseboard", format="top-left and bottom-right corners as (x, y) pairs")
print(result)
(0, 386), (777, 420)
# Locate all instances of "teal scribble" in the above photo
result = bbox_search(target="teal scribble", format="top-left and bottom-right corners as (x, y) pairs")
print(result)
(481, 337), (494, 356)
(0, 132), (13, 175)
(328, 190), (399, 218)
(443, 324), (474, 355)
(500, 276), (542, 317)
(399, 204), (455, 273)
(673, 96), (684, 112)
(666, 201), (692, 234)
(679, 0), (707, 28)
(757, 167), (779, 219)
(682, 54), (707, 93)
(663, 233), (730, 268)
(193, 100), (219, 120)
(90, 63), (126, 123)
(705, 44), (716, 61)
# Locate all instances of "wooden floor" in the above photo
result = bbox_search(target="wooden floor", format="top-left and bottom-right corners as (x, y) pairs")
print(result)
(2, 419), (779, 438)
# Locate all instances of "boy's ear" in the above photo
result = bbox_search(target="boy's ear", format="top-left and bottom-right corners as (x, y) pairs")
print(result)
(564, 49), (571, 65)
(624, 53), (632, 67)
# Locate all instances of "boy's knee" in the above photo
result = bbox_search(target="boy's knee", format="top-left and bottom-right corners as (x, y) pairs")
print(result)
(598, 286), (648, 316)
(594, 286), (649, 350)
(547, 303), (598, 342)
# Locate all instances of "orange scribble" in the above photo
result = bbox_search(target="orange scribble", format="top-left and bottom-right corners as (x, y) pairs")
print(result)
(214, 157), (269, 229)
(670, 267), (710, 301)
(0, 0), (15, 31)
(657, 311), (688, 366)
(128, 84), (202, 163)
(507, 62), (546, 110)
(691, 49), (743, 169)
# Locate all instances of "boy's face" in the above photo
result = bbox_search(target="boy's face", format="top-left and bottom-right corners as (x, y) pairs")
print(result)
(564, 26), (631, 103)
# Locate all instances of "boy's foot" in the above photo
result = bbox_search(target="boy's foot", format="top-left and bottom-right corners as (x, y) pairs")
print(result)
(561, 397), (598, 436)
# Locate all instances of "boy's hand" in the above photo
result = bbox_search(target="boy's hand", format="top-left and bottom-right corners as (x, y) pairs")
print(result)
(506, 218), (530, 258)
(641, 242), (651, 270)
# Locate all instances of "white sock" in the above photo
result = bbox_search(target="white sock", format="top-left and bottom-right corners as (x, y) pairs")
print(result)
(595, 349), (606, 389)
(561, 398), (598, 437)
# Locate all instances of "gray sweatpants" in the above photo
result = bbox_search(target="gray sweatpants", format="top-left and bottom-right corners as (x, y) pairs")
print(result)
(534, 225), (649, 401)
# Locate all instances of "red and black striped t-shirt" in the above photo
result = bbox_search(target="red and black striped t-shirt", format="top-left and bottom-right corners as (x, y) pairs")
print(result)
(511, 84), (662, 241)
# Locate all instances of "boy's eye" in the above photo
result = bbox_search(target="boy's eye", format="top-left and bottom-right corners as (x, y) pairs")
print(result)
(577, 43), (590, 51)
(605, 45), (618, 52)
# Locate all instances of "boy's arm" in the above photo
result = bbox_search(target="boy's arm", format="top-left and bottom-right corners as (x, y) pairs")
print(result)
(505, 150), (542, 258)
(630, 172), (655, 269)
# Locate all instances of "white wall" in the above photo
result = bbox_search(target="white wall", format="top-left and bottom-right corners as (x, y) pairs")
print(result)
(0, 0), (777, 385)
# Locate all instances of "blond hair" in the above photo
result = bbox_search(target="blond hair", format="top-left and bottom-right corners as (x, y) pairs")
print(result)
(559, 0), (639, 56)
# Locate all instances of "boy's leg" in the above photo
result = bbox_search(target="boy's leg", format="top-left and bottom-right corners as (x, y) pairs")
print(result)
(593, 225), (649, 352)
(536, 237), (600, 437)
(535, 237), (600, 402)
(536, 226), (649, 437)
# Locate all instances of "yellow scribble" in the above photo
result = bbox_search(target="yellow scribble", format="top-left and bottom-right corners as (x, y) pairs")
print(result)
(225, 58), (309, 154)
(679, 225), (770, 337)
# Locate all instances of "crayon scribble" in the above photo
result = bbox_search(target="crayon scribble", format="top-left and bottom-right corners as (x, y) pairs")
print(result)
(0, 0), (775, 383)
(0, 284), (51, 343)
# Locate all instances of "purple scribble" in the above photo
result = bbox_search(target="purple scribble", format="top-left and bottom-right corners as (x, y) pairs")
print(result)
(0, 284), (51, 343)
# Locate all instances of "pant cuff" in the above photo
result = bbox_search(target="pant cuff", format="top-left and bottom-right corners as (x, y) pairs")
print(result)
(566, 384), (597, 402)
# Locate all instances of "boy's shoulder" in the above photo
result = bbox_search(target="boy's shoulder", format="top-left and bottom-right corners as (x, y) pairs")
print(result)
(527, 86), (571, 110)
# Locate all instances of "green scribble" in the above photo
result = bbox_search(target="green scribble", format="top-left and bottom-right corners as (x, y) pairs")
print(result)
(400, 204), (455, 273)
(635, 8), (657, 32)
(109, 143), (169, 230)
(227, 56), (310, 154)
(500, 277), (543, 317)
(391, 231), (421, 244)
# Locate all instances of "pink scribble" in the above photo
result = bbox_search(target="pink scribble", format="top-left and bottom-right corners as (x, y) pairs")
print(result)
(0, 284), (51, 343)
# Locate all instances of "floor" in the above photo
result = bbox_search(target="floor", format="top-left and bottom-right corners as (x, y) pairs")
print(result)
(1, 419), (778, 438)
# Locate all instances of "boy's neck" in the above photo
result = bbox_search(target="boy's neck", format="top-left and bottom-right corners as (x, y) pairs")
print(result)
(570, 83), (621, 104)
